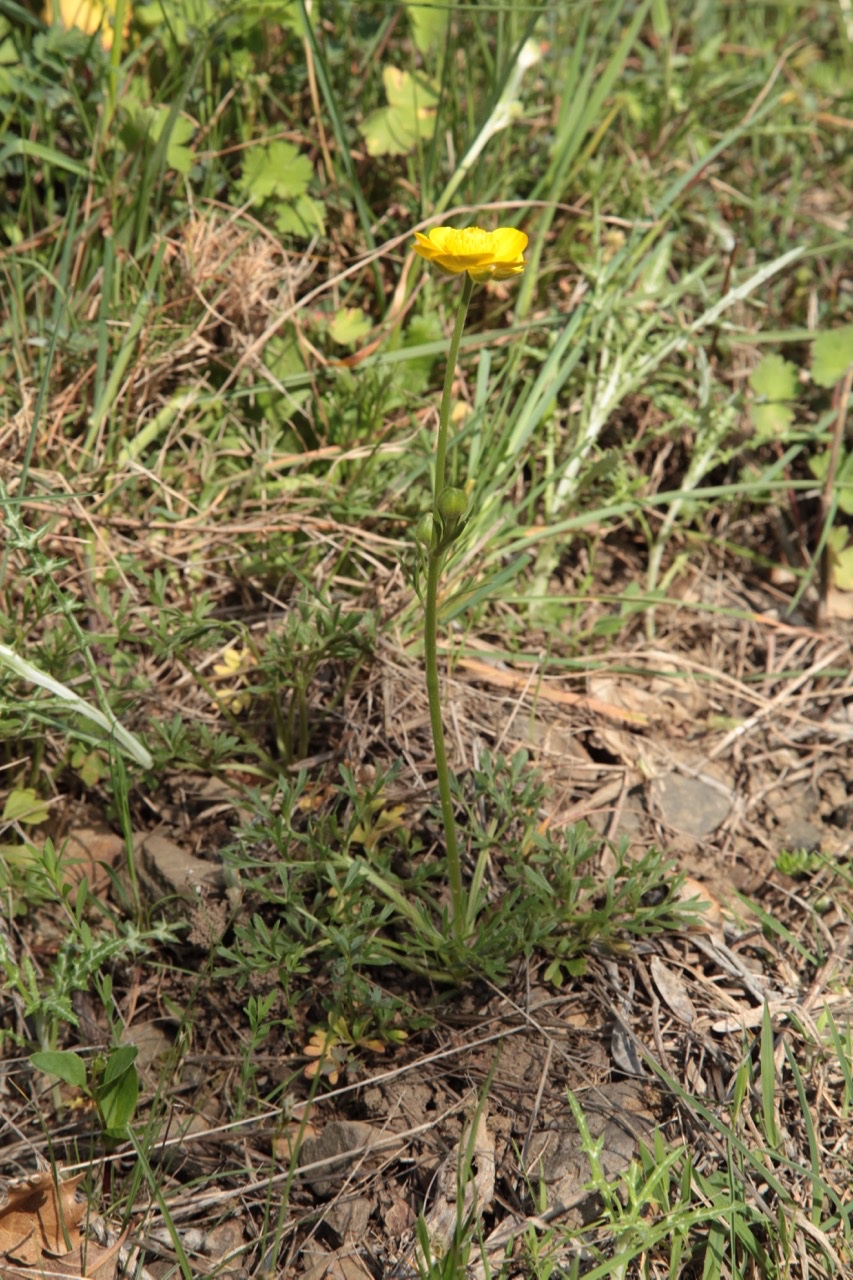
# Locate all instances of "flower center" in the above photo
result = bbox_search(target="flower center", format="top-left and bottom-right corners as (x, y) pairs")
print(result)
(450, 227), (492, 254)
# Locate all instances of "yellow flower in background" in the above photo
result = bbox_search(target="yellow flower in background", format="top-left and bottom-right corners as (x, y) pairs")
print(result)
(44, 0), (132, 50)
(412, 225), (528, 282)
(211, 645), (257, 715)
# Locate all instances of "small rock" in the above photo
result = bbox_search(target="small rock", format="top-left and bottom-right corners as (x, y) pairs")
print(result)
(137, 832), (225, 905)
(650, 772), (732, 838)
(323, 1196), (372, 1242)
(298, 1121), (379, 1198)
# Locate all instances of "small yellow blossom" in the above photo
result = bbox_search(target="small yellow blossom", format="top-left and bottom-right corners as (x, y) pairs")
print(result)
(44, 0), (132, 50)
(211, 645), (257, 714)
(412, 225), (528, 282)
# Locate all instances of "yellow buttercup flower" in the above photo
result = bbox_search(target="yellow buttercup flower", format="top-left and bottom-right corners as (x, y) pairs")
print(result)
(44, 0), (132, 50)
(412, 225), (528, 282)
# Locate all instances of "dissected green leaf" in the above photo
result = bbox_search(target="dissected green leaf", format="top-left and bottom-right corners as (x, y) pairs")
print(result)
(119, 105), (196, 174)
(330, 307), (372, 348)
(241, 140), (313, 202)
(273, 192), (325, 238)
(70, 746), (111, 788)
(358, 67), (439, 157)
(812, 325), (853, 389)
(748, 353), (798, 437)
(240, 143), (322, 238)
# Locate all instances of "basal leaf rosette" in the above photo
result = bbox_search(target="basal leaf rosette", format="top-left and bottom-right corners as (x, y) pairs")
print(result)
(413, 225), (528, 282)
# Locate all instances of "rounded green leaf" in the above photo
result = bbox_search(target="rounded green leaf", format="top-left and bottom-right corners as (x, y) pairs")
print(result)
(330, 307), (372, 348)
(812, 326), (853, 389)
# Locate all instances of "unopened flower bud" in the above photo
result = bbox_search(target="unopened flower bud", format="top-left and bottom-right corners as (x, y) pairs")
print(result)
(437, 487), (467, 524)
(415, 513), (436, 547)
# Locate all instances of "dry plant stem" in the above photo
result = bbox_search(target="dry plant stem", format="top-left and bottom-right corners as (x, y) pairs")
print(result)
(426, 273), (474, 938)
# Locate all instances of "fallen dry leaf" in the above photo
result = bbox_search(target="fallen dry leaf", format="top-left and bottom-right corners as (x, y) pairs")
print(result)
(60, 827), (124, 894)
(0, 1170), (86, 1264)
(650, 954), (697, 1026)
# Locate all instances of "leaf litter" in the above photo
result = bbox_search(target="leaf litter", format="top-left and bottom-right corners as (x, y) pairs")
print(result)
(2, 539), (851, 1277)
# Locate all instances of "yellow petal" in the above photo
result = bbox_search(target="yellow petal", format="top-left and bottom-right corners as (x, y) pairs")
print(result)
(411, 223), (527, 282)
(491, 227), (528, 258)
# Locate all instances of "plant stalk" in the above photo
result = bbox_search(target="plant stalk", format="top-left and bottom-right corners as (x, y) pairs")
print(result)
(425, 273), (474, 937)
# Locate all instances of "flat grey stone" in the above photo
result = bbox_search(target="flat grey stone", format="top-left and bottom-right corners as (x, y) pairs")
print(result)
(650, 772), (732, 838)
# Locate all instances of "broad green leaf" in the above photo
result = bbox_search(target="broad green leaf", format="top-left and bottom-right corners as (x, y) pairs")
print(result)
(30, 1049), (88, 1089)
(812, 325), (853, 389)
(833, 543), (853, 592)
(359, 68), (439, 157)
(749, 353), (798, 402)
(241, 140), (313, 203)
(2, 787), (49, 825)
(409, 1), (448, 55)
(103, 1044), (139, 1083)
(0, 841), (40, 871)
(330, 307), (372, 347)
(748, 353), (798, 437)
(98, 1062), (139, 1136)
(809, 449), (853, 515)
(828, 527), (853, 591)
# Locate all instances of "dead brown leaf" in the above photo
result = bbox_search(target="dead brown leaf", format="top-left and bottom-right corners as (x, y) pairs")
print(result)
(0, 1170), (85, 1265)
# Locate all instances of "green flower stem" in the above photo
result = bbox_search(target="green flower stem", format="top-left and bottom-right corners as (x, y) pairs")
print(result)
(425, 273), (474, 938)
(432, 273), (474, 521)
